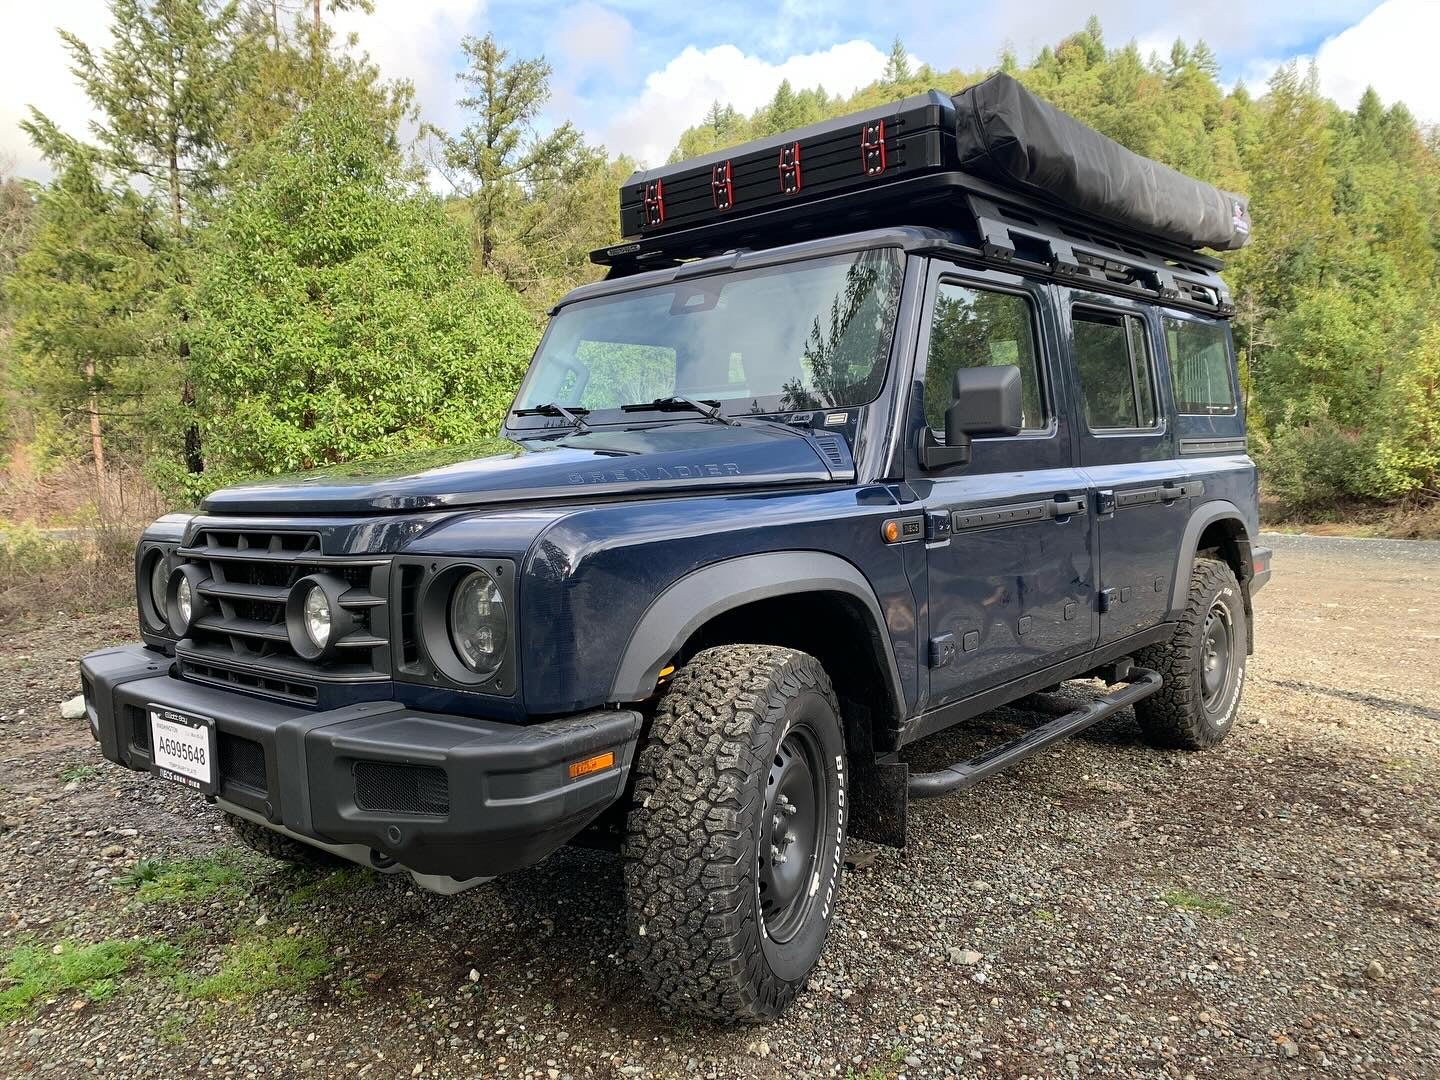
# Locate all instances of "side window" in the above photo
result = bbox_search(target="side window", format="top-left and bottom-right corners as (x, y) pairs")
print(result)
(925, 283), (1044, 432)
(1164, 316), (1237, 415)
(1072, 309), (1158, 431)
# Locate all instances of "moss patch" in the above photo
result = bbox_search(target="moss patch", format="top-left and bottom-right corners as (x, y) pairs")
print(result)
(1161, 888), (1233, 917)
(1, 938), (179, 1021)
(114, 851), (258, 904)
(183, 932), (333, 1001)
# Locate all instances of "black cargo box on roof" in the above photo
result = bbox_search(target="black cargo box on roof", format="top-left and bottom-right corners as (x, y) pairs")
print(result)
(601, 74), (1250, 264)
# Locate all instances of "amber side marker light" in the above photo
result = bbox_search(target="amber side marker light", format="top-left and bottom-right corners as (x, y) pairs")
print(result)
(568, 751), (615, 779)
(883, 520), (900, 543)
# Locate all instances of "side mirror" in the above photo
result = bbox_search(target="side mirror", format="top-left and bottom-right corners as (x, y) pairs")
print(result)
(919, 364), (1023, 469)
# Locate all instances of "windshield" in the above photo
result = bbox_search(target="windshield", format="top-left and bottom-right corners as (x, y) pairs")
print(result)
(514, 249), (905, 418)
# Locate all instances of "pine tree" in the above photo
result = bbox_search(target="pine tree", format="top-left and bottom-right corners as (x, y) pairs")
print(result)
(431, 34), (586, 272)
(883, 38), (911, 85)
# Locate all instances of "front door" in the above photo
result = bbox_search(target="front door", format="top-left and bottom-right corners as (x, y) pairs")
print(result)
(1061, 292), (1190, 646)
(913, 262), (1097, 709)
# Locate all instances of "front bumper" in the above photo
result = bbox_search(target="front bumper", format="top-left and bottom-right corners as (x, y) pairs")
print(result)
(81, 645), (642, 880)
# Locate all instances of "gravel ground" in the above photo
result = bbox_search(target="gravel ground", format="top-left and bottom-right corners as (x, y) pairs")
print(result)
(2, 533), (1439, 1079)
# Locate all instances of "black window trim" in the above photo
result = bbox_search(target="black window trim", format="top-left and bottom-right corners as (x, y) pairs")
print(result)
(1070, 301), (1165, 437)
(1160, 307), (1240, 417)
(922, 271), (1057, 442)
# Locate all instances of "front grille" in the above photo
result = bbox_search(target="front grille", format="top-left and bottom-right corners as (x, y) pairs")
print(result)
(218, 732), (267, 793)
(353, 761), (450, 815)
(173, 526), (391, 700)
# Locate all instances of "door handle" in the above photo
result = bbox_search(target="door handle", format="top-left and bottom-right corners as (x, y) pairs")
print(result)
(1051, 497), (1086, 518)
(1160, 480), (1205, 502)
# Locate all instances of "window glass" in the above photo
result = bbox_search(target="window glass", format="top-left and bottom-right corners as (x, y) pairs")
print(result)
(924, 284), (1044, 432)
(1073, 309), (1158, 430)
(1164, 316), (1237, 415)
(516, 249), (905, 416)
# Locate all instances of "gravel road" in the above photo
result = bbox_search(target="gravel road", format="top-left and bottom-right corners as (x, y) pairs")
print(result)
(2, 533), (1439, 1079)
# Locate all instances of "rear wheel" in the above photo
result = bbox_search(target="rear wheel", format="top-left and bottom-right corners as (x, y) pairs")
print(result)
(1134, 557), (1247, 749)
(622, 645), (848, 1022)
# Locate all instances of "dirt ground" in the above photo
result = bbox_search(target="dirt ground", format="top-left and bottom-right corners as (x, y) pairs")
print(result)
(2, 532), (1439, 1079)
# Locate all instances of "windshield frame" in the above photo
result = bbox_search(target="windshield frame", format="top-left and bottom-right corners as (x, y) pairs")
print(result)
(504, 244), (910, 434)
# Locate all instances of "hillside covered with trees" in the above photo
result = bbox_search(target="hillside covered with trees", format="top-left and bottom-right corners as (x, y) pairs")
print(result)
(2, 6), (1438, 527)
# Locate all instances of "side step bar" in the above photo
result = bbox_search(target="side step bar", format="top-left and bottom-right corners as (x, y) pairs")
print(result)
(908, 664), (1162, 799)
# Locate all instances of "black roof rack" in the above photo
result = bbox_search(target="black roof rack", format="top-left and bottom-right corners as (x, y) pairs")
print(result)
(591, 170), (1232, 317)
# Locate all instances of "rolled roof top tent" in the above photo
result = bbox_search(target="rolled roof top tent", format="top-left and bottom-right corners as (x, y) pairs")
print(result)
(592, 74), (1250, 317)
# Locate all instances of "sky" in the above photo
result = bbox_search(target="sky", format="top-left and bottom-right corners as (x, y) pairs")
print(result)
(2, 0), (1437, 184)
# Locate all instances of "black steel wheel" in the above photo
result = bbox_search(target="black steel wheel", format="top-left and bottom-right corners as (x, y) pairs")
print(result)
(1134, 557), (1248, 749)
(623, 645), (848, 1022)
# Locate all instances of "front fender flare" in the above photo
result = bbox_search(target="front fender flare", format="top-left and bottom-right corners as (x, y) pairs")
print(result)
(609, 551), (906, 719)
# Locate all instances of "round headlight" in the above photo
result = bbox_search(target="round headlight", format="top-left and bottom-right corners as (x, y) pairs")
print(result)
(148, 556), (169, 627)
(448, 570), (507, 676)
(303, 585), (332, 649)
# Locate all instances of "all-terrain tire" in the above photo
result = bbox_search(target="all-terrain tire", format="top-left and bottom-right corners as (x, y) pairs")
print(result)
(1133, 557), (1247, 750)
(225, 813), (343, 869)
(622, 645), (849, 1022)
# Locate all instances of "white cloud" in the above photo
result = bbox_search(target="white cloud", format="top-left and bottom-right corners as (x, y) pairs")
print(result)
(334, 0), (486, 135)
(601, 39), (897, 167)
(551, 2), (633, 78)
(0, 1), (108, 180)
(1311, 0), (1440, 122)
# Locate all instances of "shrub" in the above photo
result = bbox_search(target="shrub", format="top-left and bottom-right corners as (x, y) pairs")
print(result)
(1255, 402), (1372, 510)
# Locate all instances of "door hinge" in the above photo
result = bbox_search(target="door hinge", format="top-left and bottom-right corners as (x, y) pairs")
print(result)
(924, 510), (952, 541)
(928, 633), (956, 668)
(1098, 587), (1119, 613)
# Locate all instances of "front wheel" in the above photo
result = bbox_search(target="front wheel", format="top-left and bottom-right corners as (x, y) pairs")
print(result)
(622, 645), (848, 1022)
(1134, 557), (1248, 749)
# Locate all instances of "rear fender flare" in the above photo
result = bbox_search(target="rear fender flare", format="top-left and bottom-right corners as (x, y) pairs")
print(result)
(1168, 500), (1255, 638)
(609, 551), (906, 721)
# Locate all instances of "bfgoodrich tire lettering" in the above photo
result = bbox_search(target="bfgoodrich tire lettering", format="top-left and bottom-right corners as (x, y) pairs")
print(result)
(622, 645), (848, 1022)
(1134, 557), (1247, 750)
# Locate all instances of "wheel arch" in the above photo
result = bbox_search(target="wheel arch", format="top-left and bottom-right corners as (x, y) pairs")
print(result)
(610, 551), (907, 750)
(1169, 500), (1256, 652)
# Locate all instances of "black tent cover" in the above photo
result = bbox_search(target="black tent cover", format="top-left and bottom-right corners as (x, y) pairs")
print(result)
(954, 73), (1250, 251)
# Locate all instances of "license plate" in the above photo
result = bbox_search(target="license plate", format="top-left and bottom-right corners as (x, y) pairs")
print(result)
(148, 706), (217, 795)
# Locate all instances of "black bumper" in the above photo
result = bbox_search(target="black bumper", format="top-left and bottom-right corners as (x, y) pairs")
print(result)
(81, 645), (643, 879)
(1251, 545), (1273, 593)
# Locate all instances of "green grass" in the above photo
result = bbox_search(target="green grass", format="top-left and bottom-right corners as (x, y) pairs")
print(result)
(1160, 888), (1233, 917)
(844, 1046), (909, 1080)
(182, 932), (333, 1001)
(58, 764), (99, 783)
(113, 851), (256, 904)
(0, 939), (179, 1021)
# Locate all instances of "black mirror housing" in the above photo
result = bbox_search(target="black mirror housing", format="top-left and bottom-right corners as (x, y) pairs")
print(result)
(946, 364), (1023, 442)
(919, 364), (1024, 470)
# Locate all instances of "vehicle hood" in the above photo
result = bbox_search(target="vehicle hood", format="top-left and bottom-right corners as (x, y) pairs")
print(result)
(200, 421), (851, 514)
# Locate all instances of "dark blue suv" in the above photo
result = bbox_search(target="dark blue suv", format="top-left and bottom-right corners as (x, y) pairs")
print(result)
(81, 82), (1271, 1022)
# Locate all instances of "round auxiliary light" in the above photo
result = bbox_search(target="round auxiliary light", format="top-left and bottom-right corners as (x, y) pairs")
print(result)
(303, 584), (332, 650)
(177, 575), (193, 627)
(166, 564), (213, 637)
(448, 569), (507, 677)
(284, 575), (355, 661)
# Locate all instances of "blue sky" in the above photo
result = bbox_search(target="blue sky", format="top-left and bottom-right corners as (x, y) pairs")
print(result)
(4, 0), (1434, 181)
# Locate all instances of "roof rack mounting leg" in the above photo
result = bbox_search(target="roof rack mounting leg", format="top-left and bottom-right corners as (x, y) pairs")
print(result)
(907, 663), (1161, 799)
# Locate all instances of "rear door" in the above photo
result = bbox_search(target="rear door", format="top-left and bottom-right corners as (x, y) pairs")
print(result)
(913, 260), (1097, 708)
(1062, 292), (1190, 646)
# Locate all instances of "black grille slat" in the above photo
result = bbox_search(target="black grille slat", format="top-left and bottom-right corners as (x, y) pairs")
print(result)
(172, 526), (391, 702)
(353, 762), (450, 815)
(218, 733), (267, 792)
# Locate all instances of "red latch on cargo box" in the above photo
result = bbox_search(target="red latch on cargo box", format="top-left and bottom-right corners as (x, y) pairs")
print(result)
(778, 142), (802, 194)
(711, 160), (734, 210)
(643, 179), (665, 227)
(860, 121), (886, 175)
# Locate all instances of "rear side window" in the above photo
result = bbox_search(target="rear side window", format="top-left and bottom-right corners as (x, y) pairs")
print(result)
(1072, 309), (1157, 430)
(925, 283), (1045, 431)
(1164, 316), (1236, 415)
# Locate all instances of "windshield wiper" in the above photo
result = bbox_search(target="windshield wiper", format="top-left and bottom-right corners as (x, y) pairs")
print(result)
(512, 402), (590, 433)
(620, 395), (735, 425)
